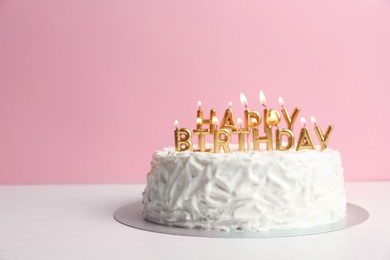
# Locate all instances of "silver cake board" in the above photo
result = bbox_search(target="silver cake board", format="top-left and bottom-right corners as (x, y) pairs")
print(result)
(113, 202), (369, 238)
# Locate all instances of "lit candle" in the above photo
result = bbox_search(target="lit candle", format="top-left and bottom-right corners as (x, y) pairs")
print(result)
(252, 125), (273, 151)
(213, 117), (231, 153)
(220, 101), (237, 129)
(311, 116), (334, 151)
(249, 118), (257, 149)
(252, 90), (278, 151)
(276, 128), (294, 151)
(260, 90), (280, 131)
(232, 117), (250, 152)
(296, 117), (315, 151)
(196, 100), (217, 134)
(174, 120), (193, 152)
(240, 93), (261, 129)
(279, 97), (300, 131)
(275, 110), (294, 151)
(193, 120), (211, 153)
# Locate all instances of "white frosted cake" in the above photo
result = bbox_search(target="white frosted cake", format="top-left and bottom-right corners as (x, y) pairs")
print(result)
(142, 91), (347, 231)
(142, 146), (346, 231)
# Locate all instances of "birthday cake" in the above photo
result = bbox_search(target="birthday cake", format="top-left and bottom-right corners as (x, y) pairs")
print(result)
(141, 92), (347, 231)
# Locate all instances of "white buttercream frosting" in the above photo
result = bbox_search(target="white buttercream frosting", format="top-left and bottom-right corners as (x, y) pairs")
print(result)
(142, 147), (346, 231)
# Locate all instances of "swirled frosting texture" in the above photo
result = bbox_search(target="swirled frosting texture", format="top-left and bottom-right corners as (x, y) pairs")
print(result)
(142, 147), (346, 231)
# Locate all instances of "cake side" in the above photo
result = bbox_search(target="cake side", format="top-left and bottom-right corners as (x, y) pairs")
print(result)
(142, 147), (347, 231)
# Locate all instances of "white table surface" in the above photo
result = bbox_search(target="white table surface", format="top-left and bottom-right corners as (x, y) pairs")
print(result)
(0, 182), (389, 260)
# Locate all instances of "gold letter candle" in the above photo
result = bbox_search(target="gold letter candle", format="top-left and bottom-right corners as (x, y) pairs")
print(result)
(193, 128), (211, 152)
(311, 116), (334, 151)
(174, 120), (193, 152)
(260, 90), (280, 130)
(252, 126), (273, 151)
(214, 128), (231, 153)
(177, 93), (334, 153)
(264, 109), (281, 130)
(276, 128), (294, 151)
(240, 93), (261, 129)
(196, 101), (217, 134)
(279, 97), (300, 131)
(232, 118), (250, 151)
(220, 102), (237, 130)
(296, 117), (315, 151)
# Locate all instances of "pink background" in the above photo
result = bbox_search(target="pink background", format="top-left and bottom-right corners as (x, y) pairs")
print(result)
(1, 1), (389, 184)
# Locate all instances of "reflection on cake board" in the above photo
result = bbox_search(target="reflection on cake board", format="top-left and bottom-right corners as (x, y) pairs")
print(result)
(113, 201), (369, 238)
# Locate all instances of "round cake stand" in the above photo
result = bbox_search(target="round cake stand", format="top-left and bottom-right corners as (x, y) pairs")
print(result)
(113, 202), (369, 238)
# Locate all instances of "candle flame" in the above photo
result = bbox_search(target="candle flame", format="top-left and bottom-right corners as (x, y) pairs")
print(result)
(279, 97), (284, 106)
(228, 101), (232, 108)
(197, 100), (202, 108)
(300, 117), (306, 125)
(174, 120), (179, 127)
(259, 90), (266, 106)
(310, 116), (317, 124)
(240, 93), (248, 107)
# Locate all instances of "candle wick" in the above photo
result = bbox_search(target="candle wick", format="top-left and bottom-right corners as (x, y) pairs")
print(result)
(262, 104), (267, 108)
(245, 105), (248, 109)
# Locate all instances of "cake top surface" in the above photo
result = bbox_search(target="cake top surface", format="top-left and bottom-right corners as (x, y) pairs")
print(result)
(157, 145), (339, 160)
